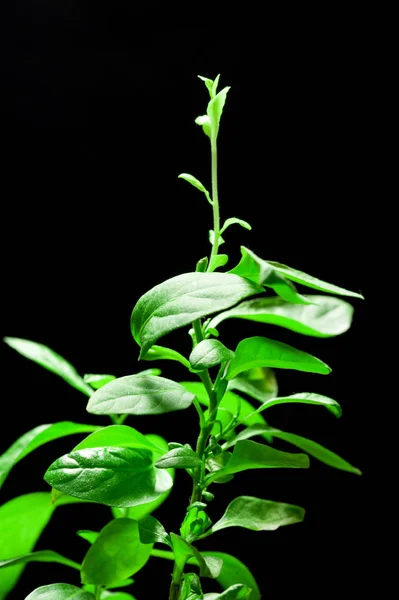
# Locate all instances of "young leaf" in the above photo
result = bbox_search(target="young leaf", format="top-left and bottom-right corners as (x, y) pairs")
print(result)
(155, 446), (201, 469)
(205, 440), (309, 485)
(205, 584), (251, 599)
(83, 374), (116, 389)
(249, 392), (342, 418)
(141, 345), (191, 369)
(77, 530), (98, 544)
(198, 74), (220, 98)
(178, 173), (213, 205)
(0, 550), (80, 570)
(207, 86), (230, 139)
(81, 518), (152, 585)
(44, 447), (173, 507)
(227, 367), (278, 403)
(195, 114), (212, 138)
(180, 508), (212, 543)
(189, 339), (235, 371)
(220, 218), (252, 235)
(138, 515), (172, 547)
(130, 272), (261, 358)
(209, 229), (225, 247)
(209, 295), (354, 338)
(226, 336), (331, 380)
(25, 584), (95, 599)
(170, 534), (223, 579)
(0, 422), (99, 489)
(72, 425), (165, 458)
(209, 254), (229, 272)
(0, 493), (55, 600)
(101, 592), (137, 600)
(194, 552), (260, 600)
(209, 496), (305, 534)
(3, 337), (93, 396)
(86, 374), (195, 415)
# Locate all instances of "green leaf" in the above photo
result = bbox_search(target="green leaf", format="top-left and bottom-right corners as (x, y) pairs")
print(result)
(209, 496), (305, 534)
(178, 173), (213, 205)
(0, 493), (55, 600)
(227, 367), (278, 404)
(81, 518), (152, 585)
(207, 87), (230, 139)
(220, 218), (252, 235)
(195, 114), (212, 138)
(249, 392), (342, 418)
(138, 515), (171, 547)
(200, 552), (259, 600)
(131, 272), (261, 358)
(204, 584), (251, 599)
(209, 295), (354, 337)
(77, 530), (98, 544)
(205, 440), (309, 484)
(226, 336), (331, 380)
(209, 230), (225, 247)
(170, 534), (222, 579)
(0, 550), (80, 571)
(180, 508), (212, 543)
(83, 374), (116, 389)
(44, 447), (173, 507)
(86, 375), (195, 415)
(155, 446), (201, 469)
(209, 254), (229, 272)
(0, 422), (99, 490)
(101, 592), (136, 600)
(198, 74), (220, 98)
(189, 339), (235, 371)
(141, 345), (191, 369)
(3, 337), (93, 396)
(136, 367), (162, 376)
(25, 584), (95, 599)
(229, 247), (311, 304)
(72, 425), (165, 458)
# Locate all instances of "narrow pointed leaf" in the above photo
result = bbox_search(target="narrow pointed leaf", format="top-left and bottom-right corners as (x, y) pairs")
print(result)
(209, 295), (354, 337)
(0, 550), (80, 570)
(198, 75), (215, 96)
(83, 374), (116, 389)
(155, 446), (201, 469)
(249, 392), (342, 418)
(25, 585), (95, 599)
(3, 337), (93, 396)
(226, 336), (331, 380)
(209, 254), (229, 272)
(220, 218), (252, 235)
(138, 515), (171, 547)
(207, 86), (230, 138)
(227, 367), (278, 403)
(87, 374), (195, 415)
(81, 518), (152, 585)
(72, 425), (165, 458)
(141, 345), (191, 369)
(77, 530), (98, 544)
(189, 339), (235, 371)
(44, 447), (173, 507)
(131, 273), (261, 358)
(0, 422), (99, 490)
(178, 173), (213, 205)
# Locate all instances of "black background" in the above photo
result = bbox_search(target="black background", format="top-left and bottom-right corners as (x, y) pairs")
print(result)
(1, 3), (375, 599)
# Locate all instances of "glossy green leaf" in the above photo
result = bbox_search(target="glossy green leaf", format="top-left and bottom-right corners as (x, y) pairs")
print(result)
(170, 534), (222, 579)
(205, 585), (251, 599)
(0, 493), (55, 600)
(228, 247), (310, 304)
(199, 552), (259, 600)
(205, 440), (309, 484)
(81, 518), (152, 585)
(248, 392), (342, 418)
(87, 375), (195, 415)
(220, 218), (252, 235)
(138, 515), (171, 547)
(227, 367), (278, 403)
(3, 337), (93, 396)
(226, 336), (331, 380)
(209, 254), (229, 272)
(83, 374), (116, 389)
(44, 447), (173, 507)
(209, 496), (305, 534)
(178, 173), (213, 205)
(207, 86), (230, 139)
(155, 446), (201, 469)
(0, 422), (99, 490)
(72, 425), (165, 458)
(189, 339), (235, 371)
(209, 295), (354, 337)
(25, 584), (95, 599)
(141, 345), (191, 369)
(130, 272), (261, 358)
(0, 550), (80, 571)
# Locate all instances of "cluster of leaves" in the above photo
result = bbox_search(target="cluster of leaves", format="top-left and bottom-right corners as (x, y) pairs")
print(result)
(0, 75), (363, 600)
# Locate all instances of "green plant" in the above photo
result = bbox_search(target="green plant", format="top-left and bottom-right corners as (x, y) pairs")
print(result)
(0, 74), (363, 600)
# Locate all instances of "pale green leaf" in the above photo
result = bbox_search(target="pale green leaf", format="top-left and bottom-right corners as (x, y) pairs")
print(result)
(178, 173), (212, 205)
(209, 254), (229, 272)
(248, 392), (342, 418)
(0, 550), (80, 571)
(189, 339), (234, 371)
(25, 584), (95, 599)
(207, 86), (230, 138)
(83, 374), (116, 389)
(195, 114), (211, 138)
(141, 345), (191, 369)
(220, 218), (252, 235)
(227, 367), (278, 403)
(72, 425), (165, 458)
(155, 446), (201, 469)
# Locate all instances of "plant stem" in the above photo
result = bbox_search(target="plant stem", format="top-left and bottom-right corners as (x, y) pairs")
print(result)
(169, 562), (184, 600)
(208, 137), (220, 270)
(95, 586), (101, 600)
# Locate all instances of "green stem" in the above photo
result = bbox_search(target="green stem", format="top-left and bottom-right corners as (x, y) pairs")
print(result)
(208, 137), (220, 270)
(95, 586), (101, 600)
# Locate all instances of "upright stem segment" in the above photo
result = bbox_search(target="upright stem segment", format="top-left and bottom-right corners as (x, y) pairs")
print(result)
(208, 137), (220, 269)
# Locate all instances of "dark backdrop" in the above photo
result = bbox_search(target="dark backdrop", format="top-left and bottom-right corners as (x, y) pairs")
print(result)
(1, 4), (373, 600)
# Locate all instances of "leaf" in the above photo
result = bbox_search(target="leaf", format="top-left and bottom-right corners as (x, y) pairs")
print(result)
(0, 493), (54, 600)
(227, 367), (278, 403)
(3, 337), (93, 396)
(138, 515), (171, 547)
(205, 585), (251, 599)
(205, 440), (309, 484)
(228, 247), (311, 304)
(220, 218), (252, 235)
(77, 530), (98, 544)
(141, 345), (191, 369)
(72, 425), (165, 458)
(101, 592), (136, 600)
(195, 114), (212, 138)
(180, 508), (212, 543)
(136, 367), (162, 376)
(249, 392), (342, 418)
(83, 374), (116, 389)
(44, 447), (173, 507)
(25, 584), (95, 599)
(226, 336), (331, 380)
(86, 375), (195, 416)
(209, 496), (305, 534)
(198, 552), (260, 600)
(130, 272), (261, 358)
(209, 295), (354, 338)
(170, 534), (222, 579)
(198, 74), (220, 98)
(155, 446), (201, 469)
(209, 254), (229, 272)
(0, 550), (80, 571)
(189, 339), (235, 371)
(81, 518), (152, 585)
(207, 87), (230, 139)
(0, 422), (99, 490)
(178, 173), (213, 205)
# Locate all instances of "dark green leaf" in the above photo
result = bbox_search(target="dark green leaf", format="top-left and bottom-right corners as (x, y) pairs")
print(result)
(249, 392), (342, 418)
(138, 515), (171, 547)
(220, 218), (252, 235)
(227, 367), (278, 403)
(226, 336), (331, 380)
(25, 584), (95, 599)
(207, 86), (230, 138)
(178, 173), (213, 205)
(209, 295), (354, 337)
(83, 374), (116, 389)
(141, 345), (191, 369)
(131, 272), (262, 358)
(189, 339), (235, 371)
(0, 422), (99, 490)
(44, 447), (173, 507)
(155, 446), (201, 469)
(86, 375), (195, 415)
(0, 550), (80, 571)
(72, 425), (165, 458)
(81, 518), (152, 585)
(209, 254), (229, 272)
(3, 337), (93, 396)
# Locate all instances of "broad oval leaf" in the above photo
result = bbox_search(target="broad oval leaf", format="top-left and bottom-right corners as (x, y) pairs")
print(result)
(189, 339), (235, 371)
(210, 496), (305, 533)
(141, 345), (191, 369)
(25, 584), (95, 599)
(3, 337), (92, 396)
(81, 518), (152, 585)
(87, 375), (195, 415)
(0, 422), (99, 490)
(197, 552), (260, 600)
(209, 295), (354, 337)
(0, 550), (79, 571)
(155, 446), (201, 469)
(72, 425), (165, 458)
(83, 374), (116, 389)
(138, 515), (171, 547)
(249, 392), (342, 418)
(130, 272), (262, 358)
(226, 336), (331, 380)
(44, 447), (173, 507)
